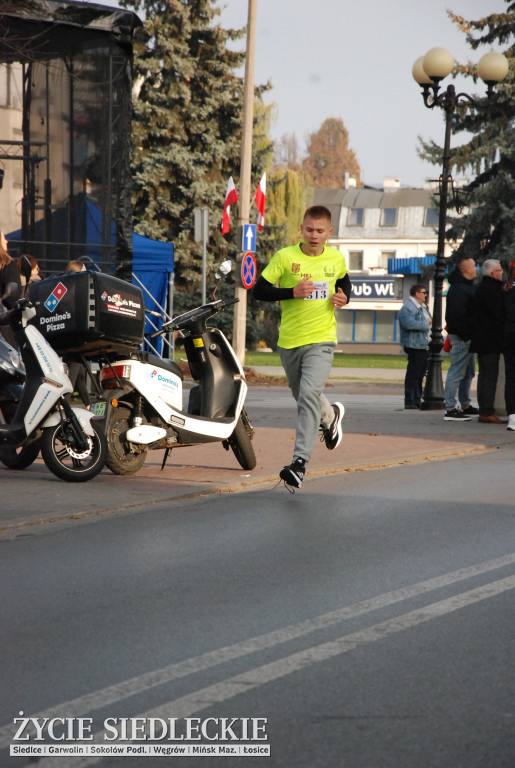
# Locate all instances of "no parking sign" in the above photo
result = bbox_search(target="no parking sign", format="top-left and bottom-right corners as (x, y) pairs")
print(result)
(241, 251), (257, 290)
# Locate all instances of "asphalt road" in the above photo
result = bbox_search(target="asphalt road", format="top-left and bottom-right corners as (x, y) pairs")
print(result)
(1, 436), (514, 767)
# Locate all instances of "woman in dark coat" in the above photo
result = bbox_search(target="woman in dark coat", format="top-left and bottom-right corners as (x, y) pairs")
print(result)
(503, 258), (515, 430)
(0, 231), (22, 347)
(471, 259), (505, 422)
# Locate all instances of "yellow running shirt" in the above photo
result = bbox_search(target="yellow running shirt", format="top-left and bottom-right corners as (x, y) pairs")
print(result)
(261, 243), (348, 349)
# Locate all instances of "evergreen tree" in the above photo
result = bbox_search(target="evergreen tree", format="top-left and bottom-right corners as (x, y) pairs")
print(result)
(302, 117), (361, 188)
(418, 2), (515, 266)
(120, 0), (271, 294)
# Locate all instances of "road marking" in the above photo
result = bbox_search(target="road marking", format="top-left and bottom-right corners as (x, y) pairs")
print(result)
(18, 573), (515, 768)
(142, 573), (515, 717)
(2, 551), (514, 752)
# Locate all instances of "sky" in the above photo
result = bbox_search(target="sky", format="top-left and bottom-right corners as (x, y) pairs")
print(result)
(101, 0), (502, 188)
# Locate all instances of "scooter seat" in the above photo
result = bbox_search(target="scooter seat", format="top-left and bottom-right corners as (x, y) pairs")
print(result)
(129, 351), (184, 380)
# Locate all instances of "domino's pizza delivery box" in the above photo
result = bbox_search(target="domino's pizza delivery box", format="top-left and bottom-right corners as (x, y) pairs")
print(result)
(28, 271), (145, 356)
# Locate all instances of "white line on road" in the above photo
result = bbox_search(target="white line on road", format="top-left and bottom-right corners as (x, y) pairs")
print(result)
(2, 551), (515, 752)
(20, 573), (515, 768)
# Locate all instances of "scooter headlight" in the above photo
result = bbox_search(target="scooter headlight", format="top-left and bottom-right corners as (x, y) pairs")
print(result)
(8, 348), (24, 372)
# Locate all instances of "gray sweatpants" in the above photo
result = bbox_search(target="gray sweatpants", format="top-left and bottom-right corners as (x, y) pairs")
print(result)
(278, 342), (335, 464)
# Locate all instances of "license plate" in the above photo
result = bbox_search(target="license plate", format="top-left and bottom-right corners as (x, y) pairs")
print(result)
(92, 401), (106, 417)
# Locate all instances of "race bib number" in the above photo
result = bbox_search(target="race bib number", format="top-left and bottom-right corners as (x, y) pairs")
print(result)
(304, 281), (329, 300)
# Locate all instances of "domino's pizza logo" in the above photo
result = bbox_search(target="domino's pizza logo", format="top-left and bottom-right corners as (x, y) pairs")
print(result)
(44, 282), (67, 312)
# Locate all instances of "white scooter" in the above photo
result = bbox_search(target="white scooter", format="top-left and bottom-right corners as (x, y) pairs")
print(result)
(0, 283), (107, 482)
(0, 332), (41, 469)
(97, 262), (256, 475)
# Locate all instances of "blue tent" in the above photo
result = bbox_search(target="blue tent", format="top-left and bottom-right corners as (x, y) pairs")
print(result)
(132, 231), (174, 312)
(132, 232), (174, 353)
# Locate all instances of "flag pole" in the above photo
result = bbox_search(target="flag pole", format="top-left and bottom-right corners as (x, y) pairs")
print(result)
(232, 0), (257, 365)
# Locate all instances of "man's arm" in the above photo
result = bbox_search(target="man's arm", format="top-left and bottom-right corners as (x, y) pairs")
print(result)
(335, 273), (351, 303)
(253, 275), (294, 302)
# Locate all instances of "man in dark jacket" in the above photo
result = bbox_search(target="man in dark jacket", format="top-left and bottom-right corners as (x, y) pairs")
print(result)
(471, 259), (506, 423)
(443, 256), (479, 421)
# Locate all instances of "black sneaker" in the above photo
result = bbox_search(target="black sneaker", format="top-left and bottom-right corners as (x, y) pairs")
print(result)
(444, 408), (472, 421)
(279, 458), (306, 490)
(461, 405), (479, 415)
(321, 402), (345, 450)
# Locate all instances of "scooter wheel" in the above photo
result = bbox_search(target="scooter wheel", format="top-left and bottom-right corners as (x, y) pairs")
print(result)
(0, 408), (41, 469)
(225, 413), (256, 470)
(105, 406), (148, 476)
(0, 439), (41, 470)
(41, 419), (107, 482)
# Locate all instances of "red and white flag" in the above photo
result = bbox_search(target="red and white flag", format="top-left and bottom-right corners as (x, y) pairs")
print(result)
(255, 172), (266, 231)
(222, 176), (238, 234)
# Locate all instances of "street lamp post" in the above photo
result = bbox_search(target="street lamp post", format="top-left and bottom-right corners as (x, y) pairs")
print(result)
(412, 48), (508, 410)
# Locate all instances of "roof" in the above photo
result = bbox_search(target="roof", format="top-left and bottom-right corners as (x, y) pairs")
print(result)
(314, 187), (434, 210)
(0, 0), (141, 60)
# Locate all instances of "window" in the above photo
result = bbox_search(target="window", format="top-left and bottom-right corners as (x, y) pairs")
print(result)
(380, 250), (396, 269)
(348, 207), (364, 226)
(336, 309), (399, 343)
(348, 251), (363, 271)
(424, 207), (439, 227)
(380, 208), (398, 227)
(336, 311), (354, 342)
(354, 310), (374, 342)
(375, 311), (397, 342)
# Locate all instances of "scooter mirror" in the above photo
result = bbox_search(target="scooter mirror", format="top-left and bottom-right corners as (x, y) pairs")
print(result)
(19, 255), (32, 284)
(215, 259), (232, 281)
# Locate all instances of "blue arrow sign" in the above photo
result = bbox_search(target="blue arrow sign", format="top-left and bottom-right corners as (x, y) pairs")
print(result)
(241, 224), (256, 253)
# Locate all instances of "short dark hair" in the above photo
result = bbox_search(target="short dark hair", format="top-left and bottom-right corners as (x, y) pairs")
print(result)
(304, 205), (331, 223)
(456, 254), (475, 266)
(410, 283), (426, 297)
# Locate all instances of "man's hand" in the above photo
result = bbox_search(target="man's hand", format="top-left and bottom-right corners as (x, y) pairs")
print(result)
(331, 287), (348, 309)
(293, 277), (315, 298)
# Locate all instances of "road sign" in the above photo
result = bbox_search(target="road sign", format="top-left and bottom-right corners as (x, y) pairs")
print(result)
(193, 207), (209, 242)
(241, 252), (257, 290)
(240, 223), (256, 253)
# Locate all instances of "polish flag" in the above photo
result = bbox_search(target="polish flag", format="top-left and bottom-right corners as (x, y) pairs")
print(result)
(255, 172), (266, 231)
(222, 176), (238, 235)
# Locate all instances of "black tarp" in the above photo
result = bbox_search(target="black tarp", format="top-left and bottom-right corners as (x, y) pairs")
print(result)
(0, 0), (141, 278)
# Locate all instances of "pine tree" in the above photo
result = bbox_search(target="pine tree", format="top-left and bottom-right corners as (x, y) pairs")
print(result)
(302, 117), (361, 188)
(418, 2), (515, 266)
(120, 0), (271, 293)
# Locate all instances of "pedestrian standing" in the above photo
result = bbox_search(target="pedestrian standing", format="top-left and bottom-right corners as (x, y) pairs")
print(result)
(17, 254), (41, 296)
(0, 230), (21, 347)
(253, 205), (350, 490)
(398, 284), (431, 409)
(471, 259), (506, 423)
(443, 256), (479, 421)
(502, 258), (515, 431)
